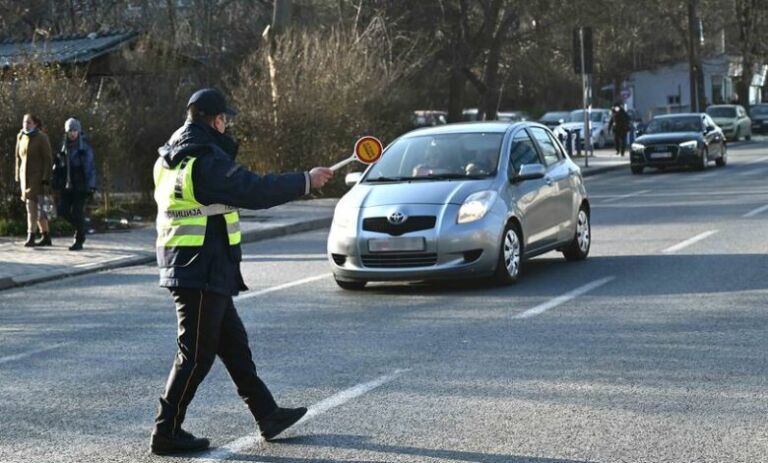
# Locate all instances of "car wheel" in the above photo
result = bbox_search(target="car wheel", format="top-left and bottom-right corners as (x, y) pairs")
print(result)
(631, 165), (644, 175)
(563, 207), (591, 261)
(493, 222), (522, 285)
(597, 133), (606, 149)
(697, 148), (708, 170)
(716, 143), (727, 167)
(334, 277), (367, 290)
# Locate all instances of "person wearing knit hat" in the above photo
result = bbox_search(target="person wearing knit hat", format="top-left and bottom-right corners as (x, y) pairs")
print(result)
(52, 117), (96, 251)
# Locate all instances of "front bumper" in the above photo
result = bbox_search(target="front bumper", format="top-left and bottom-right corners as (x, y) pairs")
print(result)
(327, 204), (504, 282)
(752, 120), (768, 133)
(630, 144), (702, 168)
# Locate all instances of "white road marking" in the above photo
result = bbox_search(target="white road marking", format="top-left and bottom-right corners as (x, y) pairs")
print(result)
(234, 273), (332, 301)
(662, 230), (719, 254)
(512, 277), (615, 320)
(241, 253), (327, 261)
(199, 369), (408, 461)
(743, 204), (768, 218)
(601, 189), (651, 204)
(0, 342), (73, 366)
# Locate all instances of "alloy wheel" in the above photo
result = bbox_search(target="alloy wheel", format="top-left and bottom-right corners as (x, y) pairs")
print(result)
(503, 228), (521, 278)
(577, 210), (590, 253)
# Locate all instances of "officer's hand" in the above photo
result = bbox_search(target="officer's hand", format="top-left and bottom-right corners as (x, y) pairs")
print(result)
(309, 167), (334, 189)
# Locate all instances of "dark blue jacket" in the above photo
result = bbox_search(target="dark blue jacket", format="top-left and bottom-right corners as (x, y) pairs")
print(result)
(53, 136), (96, 192)
(156, 121), (308, 296)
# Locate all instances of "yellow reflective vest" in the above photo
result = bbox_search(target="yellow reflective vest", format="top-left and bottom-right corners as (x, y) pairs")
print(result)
(154, 156), (241, 248)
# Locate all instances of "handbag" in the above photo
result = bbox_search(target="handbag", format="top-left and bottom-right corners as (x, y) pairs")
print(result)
(37, 194), (57, 220)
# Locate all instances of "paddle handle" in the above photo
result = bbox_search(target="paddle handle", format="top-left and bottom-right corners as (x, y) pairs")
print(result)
(330, 156), (356, 171)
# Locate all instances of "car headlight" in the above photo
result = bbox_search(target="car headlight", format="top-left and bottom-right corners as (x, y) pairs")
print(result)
(332, 206), (358, 230)
(631, 142), (645, 152)
(679, 140), (698, 150)
(457, 190), (497, 224)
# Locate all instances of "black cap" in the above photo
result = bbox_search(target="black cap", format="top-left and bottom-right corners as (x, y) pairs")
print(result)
(187, 88), (238, 117)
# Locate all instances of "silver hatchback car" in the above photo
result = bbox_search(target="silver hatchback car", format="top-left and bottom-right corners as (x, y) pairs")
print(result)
(327, 122), (591, 290)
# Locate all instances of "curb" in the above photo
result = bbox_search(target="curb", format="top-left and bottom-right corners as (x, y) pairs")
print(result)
(1, 216), (333, 292)
(579, 162), (628, 177)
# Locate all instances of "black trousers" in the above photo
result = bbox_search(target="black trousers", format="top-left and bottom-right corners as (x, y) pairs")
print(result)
(614, 130), (628, 155)
(58, 190), (88, 240)
(154, 288), (278, 435)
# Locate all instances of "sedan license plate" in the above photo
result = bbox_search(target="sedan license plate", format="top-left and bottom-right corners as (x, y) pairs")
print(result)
(650, 151), (672, 159)
(368, 237), (425, 253)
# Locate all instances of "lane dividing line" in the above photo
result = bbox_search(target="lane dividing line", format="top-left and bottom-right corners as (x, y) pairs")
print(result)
(234, 274), (332, 301)
(512, 277), (615, 320)
(744, 204), (768, 218)
(601, 190), (651, 204)
(199, 369), (408, 461)
(662, 230), (718, 254)
(0, 342), (73, 366)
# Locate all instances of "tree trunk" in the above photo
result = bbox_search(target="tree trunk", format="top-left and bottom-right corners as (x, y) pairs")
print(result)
(447, 69), (466, 123)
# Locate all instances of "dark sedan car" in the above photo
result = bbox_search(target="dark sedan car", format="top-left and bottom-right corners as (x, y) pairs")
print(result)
(630, 113), (726, 174)
(750, 104), (768, 134)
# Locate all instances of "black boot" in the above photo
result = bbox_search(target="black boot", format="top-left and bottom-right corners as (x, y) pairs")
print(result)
(23, 233), (36, 247)
(258, 407), (308, 441)
(69, 231), (85, 251)
(150, 428), (210, 455)
(35, 232), (52, 246)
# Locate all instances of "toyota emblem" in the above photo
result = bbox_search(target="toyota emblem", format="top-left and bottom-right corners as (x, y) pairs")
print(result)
(387, 211), (407, 225)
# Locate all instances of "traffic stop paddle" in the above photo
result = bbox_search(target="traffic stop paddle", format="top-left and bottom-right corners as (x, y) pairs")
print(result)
(330, 136), (384, 171)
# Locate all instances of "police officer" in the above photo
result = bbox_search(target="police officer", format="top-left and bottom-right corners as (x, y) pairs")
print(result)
(150, 88), (333, 455)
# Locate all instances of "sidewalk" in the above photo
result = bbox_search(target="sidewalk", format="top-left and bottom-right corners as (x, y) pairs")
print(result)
(571, 147), (630, 177)
(0, 199), (337, 291)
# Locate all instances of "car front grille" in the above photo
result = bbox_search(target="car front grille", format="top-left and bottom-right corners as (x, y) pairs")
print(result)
(361, 253), (438, 268)
(362, 216), (436, 236)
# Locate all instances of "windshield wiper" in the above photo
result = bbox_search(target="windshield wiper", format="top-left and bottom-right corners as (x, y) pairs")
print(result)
(365, 176), (412, 182)
(419, 173), (488, 180)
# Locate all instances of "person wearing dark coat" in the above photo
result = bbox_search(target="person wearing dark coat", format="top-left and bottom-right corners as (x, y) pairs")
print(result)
(608, 104), (632, 156)
(53, 117), (97, 251)
(15, 113), (53, 247)
(149, 88), (334, 455)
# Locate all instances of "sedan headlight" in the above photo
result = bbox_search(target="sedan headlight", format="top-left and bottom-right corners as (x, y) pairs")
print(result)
(457, 190), (497, 224)
(332, 206), (358, 230)
(679, 140), (698, 150)
(631, 142), (645, 152)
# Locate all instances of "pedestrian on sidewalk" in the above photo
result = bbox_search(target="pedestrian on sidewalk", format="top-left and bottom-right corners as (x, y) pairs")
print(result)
(52, 117), (96, 251)
(14, 113), (53, 247)
(608, 103), (631, 156)
(149, 88), (334, 456)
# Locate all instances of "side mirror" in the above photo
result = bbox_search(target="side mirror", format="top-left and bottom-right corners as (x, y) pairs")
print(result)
(345, 172), (362, 187)
(636, 127), (645, 136)
(511, 163), (546, 183)
(704, 126), (714, 133)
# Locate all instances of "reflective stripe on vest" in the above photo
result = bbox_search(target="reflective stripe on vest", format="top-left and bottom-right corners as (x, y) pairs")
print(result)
(154, 156), (242, 247)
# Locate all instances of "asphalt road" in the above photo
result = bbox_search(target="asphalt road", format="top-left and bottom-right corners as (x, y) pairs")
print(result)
(1, 138), (767, 463)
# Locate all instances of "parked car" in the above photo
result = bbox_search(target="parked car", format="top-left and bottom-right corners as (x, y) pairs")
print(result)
(558, 108), (613, 148)
(327, 122), (591, 289)
(412, 110), (447, 128)
(630, 113), (727, 174)
(539, 111), (571, 129)
(706, 104), (751, 141)
(749, 104), (768, 134)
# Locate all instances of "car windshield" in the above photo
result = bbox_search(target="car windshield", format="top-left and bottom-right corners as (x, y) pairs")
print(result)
(364, 132), (503, 182)
(569, 110), (604, 122)
(707, 107), (736, 118)
(540, 112), (569, 122)
(645, 116), (702, 133)
(750, 105), (768, 116)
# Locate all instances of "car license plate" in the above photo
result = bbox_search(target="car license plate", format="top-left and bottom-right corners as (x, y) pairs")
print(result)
(368, 237), (425, 253)
(650, 152), (672, 159)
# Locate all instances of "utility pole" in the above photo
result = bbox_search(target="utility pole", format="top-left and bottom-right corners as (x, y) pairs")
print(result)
(688, 0), (704, 112)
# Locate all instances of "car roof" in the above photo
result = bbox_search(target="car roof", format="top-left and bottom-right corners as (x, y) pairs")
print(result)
(653, 112), (704, 119)
(402, 121), (527, 137)
(707, 104), (738, 108)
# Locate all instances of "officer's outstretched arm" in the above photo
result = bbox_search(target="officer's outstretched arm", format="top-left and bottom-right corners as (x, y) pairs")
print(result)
(192, 155), (308, 210)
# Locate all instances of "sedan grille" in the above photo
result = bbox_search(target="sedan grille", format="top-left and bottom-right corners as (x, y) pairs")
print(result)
(362, 216), (436, 236)
(361, 253), (438, 268)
